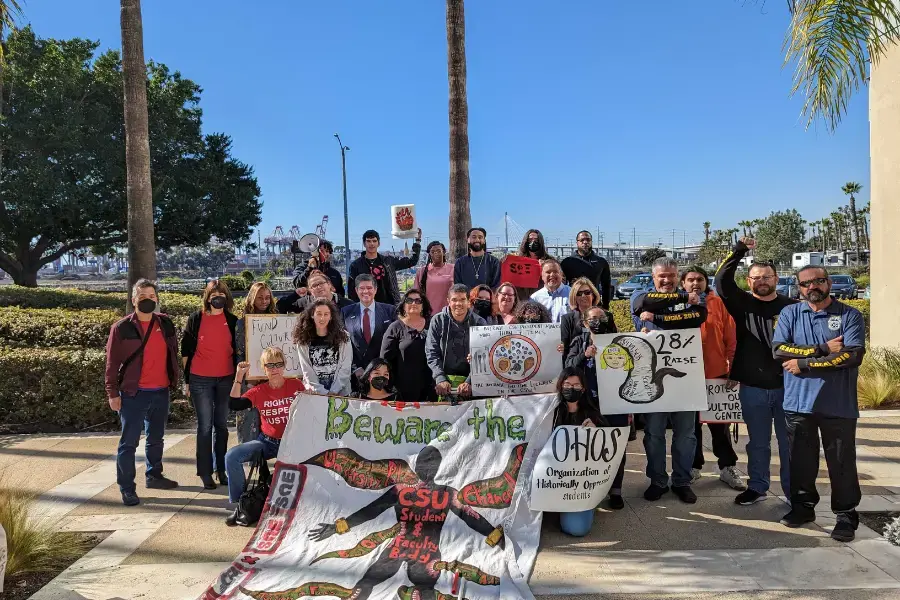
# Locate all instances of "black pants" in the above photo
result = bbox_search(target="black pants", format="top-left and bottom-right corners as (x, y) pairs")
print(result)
(785, 411), (861, 514)
(693, 416), (738, 470)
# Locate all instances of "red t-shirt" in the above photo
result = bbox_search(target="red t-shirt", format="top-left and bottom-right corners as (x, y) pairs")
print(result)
(243, 378), (305, 439)
(190, 312), (234, 377)
(137, 319), (170, 389)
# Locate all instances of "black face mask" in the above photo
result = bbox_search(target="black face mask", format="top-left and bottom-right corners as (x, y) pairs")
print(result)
(587, 319), (604, 334)
(473, 299), (492, 316)
(468, 242), (484, 252)
(137, 299), (156, 314)
(210, 296), (227, 310)
(561, 388), (583, 403)
(370, 376), (389, 391)
(527, 240), (540, 253)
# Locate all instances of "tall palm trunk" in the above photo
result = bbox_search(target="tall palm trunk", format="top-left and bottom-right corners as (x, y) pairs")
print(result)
(848, 193), (862, 252)
(446, 0), (471, 260)
(121, 0), (156, 309)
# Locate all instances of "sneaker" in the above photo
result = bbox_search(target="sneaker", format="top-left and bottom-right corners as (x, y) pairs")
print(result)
(217, 471), (229, 487)
(146, 475), (178, 490)
(690, 468), (702, 484)
(673, 485), (697, 504)
(200, 475), (217, 490)
(608, 494), (625, 510)
(225, 508), (241, 527)
(719, 466), (747, 491)
(780, 509), (816, 528)
(121, 490), (140, 506)
(831, 512), (859, 542)
(644, 484), (669, 501)
(735, 489), (767, 505)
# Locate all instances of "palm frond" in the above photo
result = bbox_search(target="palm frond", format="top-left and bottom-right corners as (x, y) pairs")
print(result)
(0, 0), (23, 30)
(784, 0), (900, 131)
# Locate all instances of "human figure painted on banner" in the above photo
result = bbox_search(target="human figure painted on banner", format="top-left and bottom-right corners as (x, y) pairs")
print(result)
(245, 444), (524, 600)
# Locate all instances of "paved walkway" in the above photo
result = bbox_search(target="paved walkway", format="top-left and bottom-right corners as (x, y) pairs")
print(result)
(5, 412), (900, 600)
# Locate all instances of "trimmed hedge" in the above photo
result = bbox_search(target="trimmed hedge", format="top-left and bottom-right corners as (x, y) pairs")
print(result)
(0, 285), (202, 317)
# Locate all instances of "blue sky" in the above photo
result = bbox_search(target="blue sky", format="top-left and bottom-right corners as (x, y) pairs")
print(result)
(27, 0), (870, 251)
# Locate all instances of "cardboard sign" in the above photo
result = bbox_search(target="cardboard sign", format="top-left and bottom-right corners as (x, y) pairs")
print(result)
(391, 204), (417, 239)
(244, 315), (300, 380)
(501, 255), (542, 289)
(592, 328), (707, 414)
(699, 378), (742, 423)
(200, 394), (558, 600)
(529, 426), (629, 512)
(469, 323), (562, 396)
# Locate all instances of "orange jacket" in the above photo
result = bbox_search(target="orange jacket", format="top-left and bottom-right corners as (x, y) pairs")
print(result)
(701, 291), (736, 379)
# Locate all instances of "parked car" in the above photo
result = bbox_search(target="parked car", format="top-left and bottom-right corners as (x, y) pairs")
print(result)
(830, 275), (858, 299)
(776, 276), (800, 299)
(616, 273), (653, 299)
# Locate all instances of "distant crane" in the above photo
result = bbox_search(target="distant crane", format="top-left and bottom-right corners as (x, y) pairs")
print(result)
(315, 215), (329, 239)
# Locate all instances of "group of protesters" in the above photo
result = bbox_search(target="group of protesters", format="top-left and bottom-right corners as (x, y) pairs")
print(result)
(104, 225), (866, 542)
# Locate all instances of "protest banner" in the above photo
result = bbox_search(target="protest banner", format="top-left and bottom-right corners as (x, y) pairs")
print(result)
(699, 378), (742, 423)
(244, 315), (300, 380)
(200, 393), (557, 600)
(591, 328), (707, 414)
(500, 255), (541, 289)
(529, 426), (629, 512)
(469, 323), (562, 396)
(391, 204), (417, 239)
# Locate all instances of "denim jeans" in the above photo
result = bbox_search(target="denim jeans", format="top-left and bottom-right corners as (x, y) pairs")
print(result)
(740, 385), (791, 497)
(559, 510), (594, 537)
(643, 411), (696, 488)
(117, 389), (170, 494)
(189, 374), (232, 476)
(224, 437), (280, 503)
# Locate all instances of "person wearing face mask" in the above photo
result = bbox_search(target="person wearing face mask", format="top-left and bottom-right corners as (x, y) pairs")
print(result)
(494, 282), (519, 325)
(181, 279), (239, 490)
(561, 230), (612, 309)
(772, 266), (865, 541)
(234, 282), (277, 443)
(565, 308), (626, 515)
(469, 285), (497, 323)
(381, 289), (436, 402)
(105, 279), (180, 506)
(426, 284), (487, 401)
(294, 299), (353, 396)
(415, 241), (455, 313)
(530, 258), (571, 324)
(352, 359), (399, 400)
(454, 227), (501, 290)
(552, 368), (618, 536)
(224, 348), (305, 526)
(515, 229), (552, 301)
(560, 277), (604, 359)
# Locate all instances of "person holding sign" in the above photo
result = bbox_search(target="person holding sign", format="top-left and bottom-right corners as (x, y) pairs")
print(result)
(224, 349), (304, 526)
(234, 282), (277, 443)
(350, 358), (399, 401)
(515, 229), (552, 300)
(454, 227), (501, 290)
(560, 277), (605, 359)
(294, 299), (353, 396)
(348, 229), (422, 305)
(632, 257), (707, 504)
(425, 284), (487, 400)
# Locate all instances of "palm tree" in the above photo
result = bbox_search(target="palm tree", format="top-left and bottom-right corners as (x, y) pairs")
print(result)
(703, 221), (711, 242)
(859, 204), (871, 250)
(121, 0), (156, 309)
(446, 0), (471, 259)
(841, 181), (863, 253)
(821, 217), (832, 252)
(831, 211), (846, 251)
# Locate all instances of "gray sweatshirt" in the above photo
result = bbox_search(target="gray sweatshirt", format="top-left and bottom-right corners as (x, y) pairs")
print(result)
(425, 307), (487, 384)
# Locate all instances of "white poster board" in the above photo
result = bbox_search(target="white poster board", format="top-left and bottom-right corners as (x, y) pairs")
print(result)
(244, 315), (300, 380)
(529, 426), (628, 512)
(391, 204), (417, 239)
(469, 323), (562, 396)
(592, 329), (707, 414)
(699, 378), (742, 423)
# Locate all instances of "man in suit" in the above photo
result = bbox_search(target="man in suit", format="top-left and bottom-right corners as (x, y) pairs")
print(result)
(341, 274), (397, 385)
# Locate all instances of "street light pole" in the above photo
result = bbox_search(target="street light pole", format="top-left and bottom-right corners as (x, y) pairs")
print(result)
(334, 134), (350, 294)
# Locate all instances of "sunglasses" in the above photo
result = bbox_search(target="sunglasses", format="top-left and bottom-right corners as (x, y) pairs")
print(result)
(404, 297), (423, 304)
(798, 277), (828, 288)
(575, 290), (593, 297)
(264, 362), (285, 369)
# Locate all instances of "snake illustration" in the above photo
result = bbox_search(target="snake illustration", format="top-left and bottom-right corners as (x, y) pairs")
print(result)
(599, 334), (686, 404)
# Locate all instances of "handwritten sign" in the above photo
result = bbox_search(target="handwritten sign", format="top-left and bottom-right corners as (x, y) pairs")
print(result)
(501, 255), (541, 289)
(529, 426), (628, 512)
(469, 323), (562, 396)
(699, 378), (742, 423)
(244, 315), (300, 380)
(592, 328), (707, 414)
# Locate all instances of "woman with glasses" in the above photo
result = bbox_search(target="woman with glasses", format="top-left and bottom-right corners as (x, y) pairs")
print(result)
(381, 289), (435, 401)
(276, 270), (352, 314)
(494, 282), (519, 325)
(294, 299), (353, 396)
(352, 358), (399, 401)
(224, 347), (305, 526)
(560, 277), (604, 359)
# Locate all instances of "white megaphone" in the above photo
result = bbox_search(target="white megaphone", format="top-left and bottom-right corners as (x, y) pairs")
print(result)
(293, 233), (321, 255)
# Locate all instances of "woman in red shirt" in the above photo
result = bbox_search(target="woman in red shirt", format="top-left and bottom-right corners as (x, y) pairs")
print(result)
(181, 280), (238, 490)
(224, 347), (305, 526)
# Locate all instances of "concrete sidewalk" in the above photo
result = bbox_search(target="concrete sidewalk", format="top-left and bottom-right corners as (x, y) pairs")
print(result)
(4, 414), (900, 599)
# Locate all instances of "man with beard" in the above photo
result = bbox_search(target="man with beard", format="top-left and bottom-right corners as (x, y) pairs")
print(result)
(453, 227), (501, 290)
(561, 230), (611, 309)
(772, 266), (865, 541)
(715, 238), (797, 507)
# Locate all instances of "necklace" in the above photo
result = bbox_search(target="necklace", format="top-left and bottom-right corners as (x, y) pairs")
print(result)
(470, 255), (485, 280)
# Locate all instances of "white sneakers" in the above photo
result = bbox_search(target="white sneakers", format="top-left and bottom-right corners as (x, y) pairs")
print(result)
(719, 466), (747, 491)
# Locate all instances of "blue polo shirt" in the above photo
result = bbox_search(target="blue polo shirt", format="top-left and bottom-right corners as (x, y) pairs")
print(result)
(772, 300), (865, 418)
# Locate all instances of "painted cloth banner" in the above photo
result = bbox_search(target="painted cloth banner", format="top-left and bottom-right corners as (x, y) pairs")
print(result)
(699, 379), (742, 423)
(591, 328), (707, 415)
(500, 255), (541, 289)
(245, 315), (301, 380)
(201, 393), (557, 600)
(469, 323), (562, 397)
(528, 426), (629, 512)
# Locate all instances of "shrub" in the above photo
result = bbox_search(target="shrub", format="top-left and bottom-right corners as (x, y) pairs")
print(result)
(844, 299), (870, 336)
(0, 286), (199, 317)
(858, 347), (900, 409)
(886, 516), (900, 546)
(159, 276), (184, 284)
(240, 270), (255, 283)
(218, 275), (248, 292)
(855, 274), (870, 289)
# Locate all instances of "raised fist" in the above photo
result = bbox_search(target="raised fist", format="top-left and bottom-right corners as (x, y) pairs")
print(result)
(395, 207), (415, 231)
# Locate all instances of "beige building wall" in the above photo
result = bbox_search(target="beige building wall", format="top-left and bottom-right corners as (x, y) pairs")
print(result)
(869, 43), (900, 348)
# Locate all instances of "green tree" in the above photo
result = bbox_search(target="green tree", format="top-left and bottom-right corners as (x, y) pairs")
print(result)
(841, 181), (863, 253)
(447, 0), (472, 259)
(641, 247), (667, 266)
(697, 229), (736, 267)
(702, 221), (711, 242)
(754, 210), (807, 265)
(0, 28), (262, 286)
(156, 242), (236, 276)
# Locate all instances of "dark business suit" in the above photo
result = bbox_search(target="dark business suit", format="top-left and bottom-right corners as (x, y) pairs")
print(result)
(341, 302), (397, 372)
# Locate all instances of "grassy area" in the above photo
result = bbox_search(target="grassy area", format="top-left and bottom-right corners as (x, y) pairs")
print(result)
(859, 347), (900, 410)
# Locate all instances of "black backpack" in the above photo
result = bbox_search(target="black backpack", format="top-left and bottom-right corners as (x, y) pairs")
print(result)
(237, 454), (271, 525)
